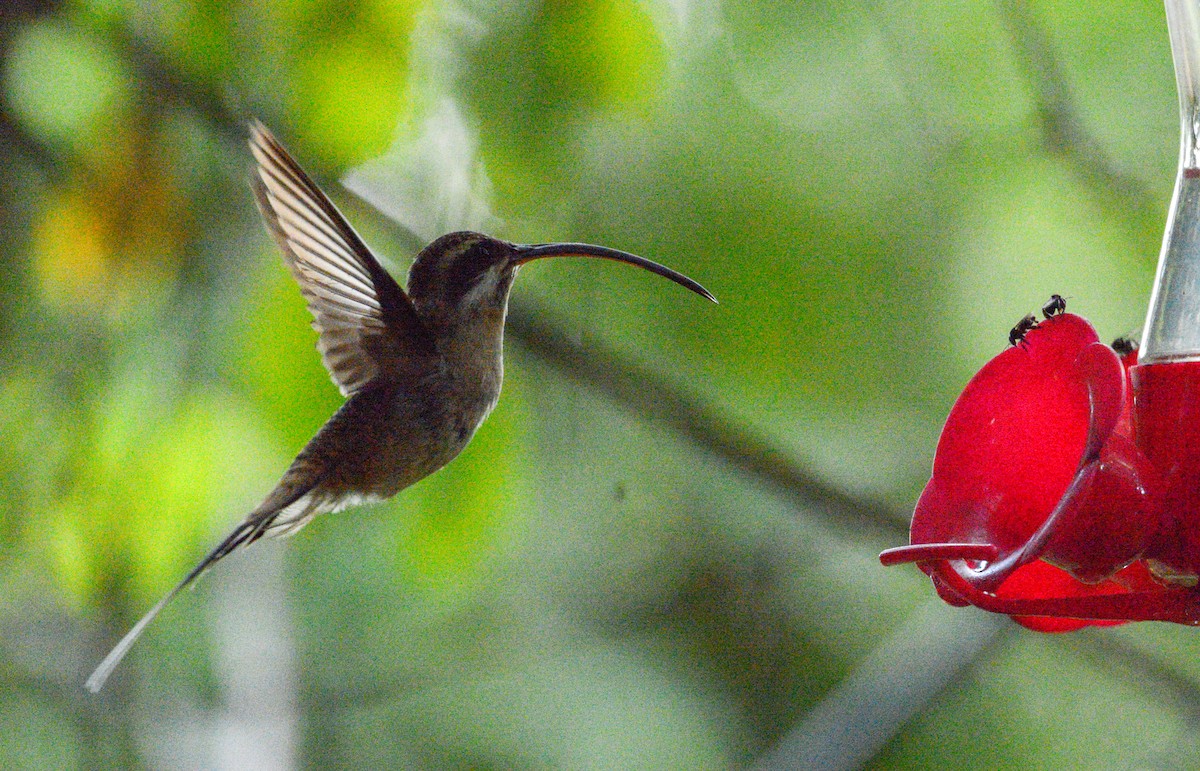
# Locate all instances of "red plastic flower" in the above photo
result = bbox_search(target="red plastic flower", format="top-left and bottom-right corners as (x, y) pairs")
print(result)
(880, 309), (1200, 631)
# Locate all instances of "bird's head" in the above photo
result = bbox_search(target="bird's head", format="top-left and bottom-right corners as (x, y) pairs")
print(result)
(406, 231), (715, 325)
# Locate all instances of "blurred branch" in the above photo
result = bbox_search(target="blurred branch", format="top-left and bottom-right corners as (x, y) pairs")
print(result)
(0, 105), (62, 182)
(995, 0), (1154, 204)
(103, 24), (246, 145)
(507, 304), (909, 537)
(1070, 631), (1200, 721)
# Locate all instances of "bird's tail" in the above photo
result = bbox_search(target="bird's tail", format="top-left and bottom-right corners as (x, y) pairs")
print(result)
(84, 508), (285, 693)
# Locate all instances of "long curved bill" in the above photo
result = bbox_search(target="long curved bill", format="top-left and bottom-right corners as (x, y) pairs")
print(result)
(512, 242), (717, 303)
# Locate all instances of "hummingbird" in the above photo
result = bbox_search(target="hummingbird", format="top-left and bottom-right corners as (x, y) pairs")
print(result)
(84, 121), (715, 692)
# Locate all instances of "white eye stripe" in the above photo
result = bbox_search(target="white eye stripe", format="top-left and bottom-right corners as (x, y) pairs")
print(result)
(460, 265), (506, 306)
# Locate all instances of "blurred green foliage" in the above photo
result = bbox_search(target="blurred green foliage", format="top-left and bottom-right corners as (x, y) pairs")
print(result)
(2, 0), (1199, 768)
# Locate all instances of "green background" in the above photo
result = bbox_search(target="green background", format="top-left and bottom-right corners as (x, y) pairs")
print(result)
(1, 0), (1195, 768)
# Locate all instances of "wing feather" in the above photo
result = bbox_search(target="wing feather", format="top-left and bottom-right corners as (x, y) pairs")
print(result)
(249, 121), (436, 395)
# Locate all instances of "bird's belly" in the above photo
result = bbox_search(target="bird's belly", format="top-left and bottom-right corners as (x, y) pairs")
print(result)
(353, 389), (495, 498)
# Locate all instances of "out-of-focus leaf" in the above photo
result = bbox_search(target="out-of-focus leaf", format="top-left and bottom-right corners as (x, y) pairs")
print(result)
(43, 379), (275, 607)
(125, 0), (235, 82)
(4, 20), (132, 163)
(230, 254), (345, 449)
(404, 644), (736, 768)
(238, 0), (422, 167)
(461, 0), (666, 205)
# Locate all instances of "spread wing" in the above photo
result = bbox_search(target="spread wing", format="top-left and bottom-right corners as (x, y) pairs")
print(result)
(249, 121), (436, 396)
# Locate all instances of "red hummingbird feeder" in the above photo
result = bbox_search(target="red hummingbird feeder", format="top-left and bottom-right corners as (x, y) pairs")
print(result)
(879, 0), (1200, 631)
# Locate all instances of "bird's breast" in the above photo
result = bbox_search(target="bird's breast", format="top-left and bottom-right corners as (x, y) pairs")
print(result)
(373, 365), (502, 492)
(306, 346), (504, 503)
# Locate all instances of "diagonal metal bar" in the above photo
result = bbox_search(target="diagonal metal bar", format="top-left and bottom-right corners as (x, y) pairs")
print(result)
(752, 602), (1009, 771)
